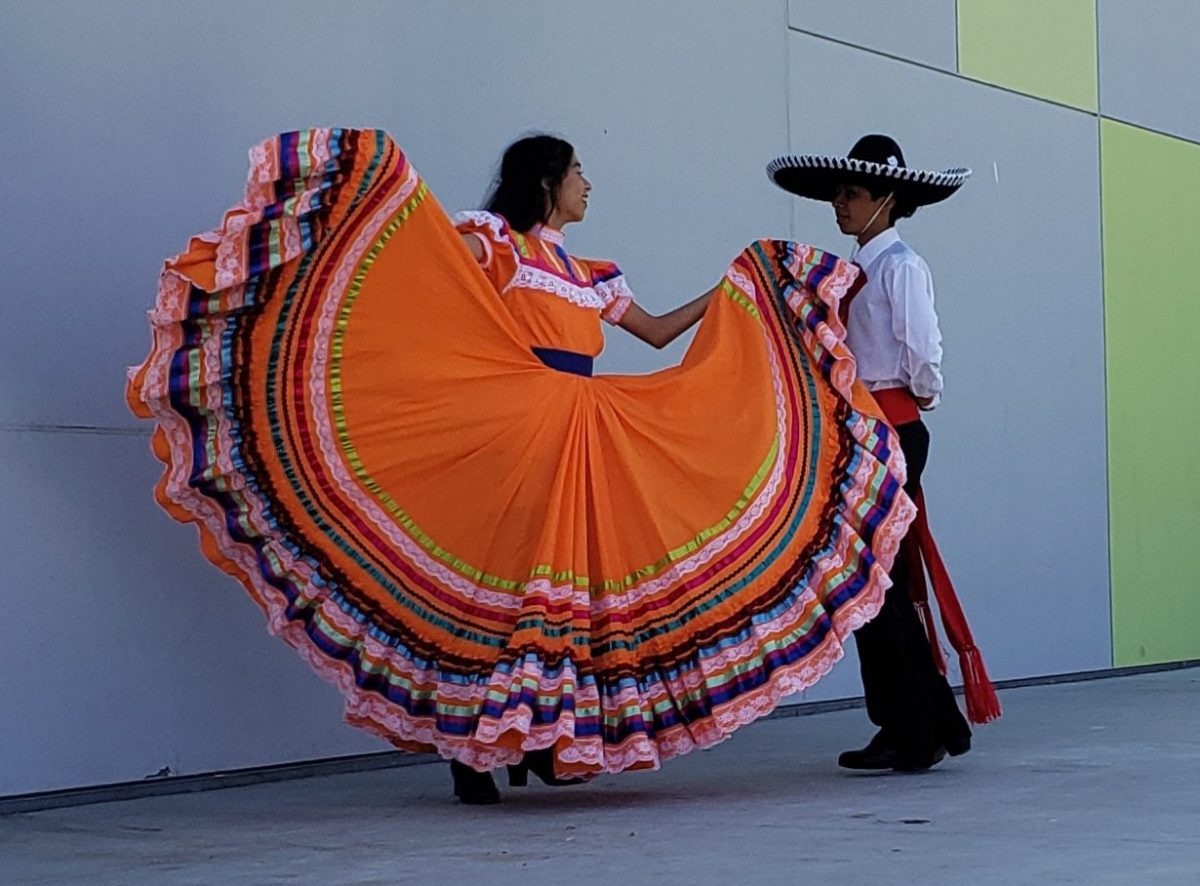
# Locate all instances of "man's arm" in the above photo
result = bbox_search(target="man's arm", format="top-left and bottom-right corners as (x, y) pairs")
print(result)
(886, 259), (944, 408)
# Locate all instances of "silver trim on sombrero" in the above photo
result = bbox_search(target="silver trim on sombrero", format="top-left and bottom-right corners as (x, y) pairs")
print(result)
(767, 155), (971, 188)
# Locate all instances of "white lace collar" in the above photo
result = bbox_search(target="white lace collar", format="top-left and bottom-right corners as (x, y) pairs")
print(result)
(530, 224), (565, 246)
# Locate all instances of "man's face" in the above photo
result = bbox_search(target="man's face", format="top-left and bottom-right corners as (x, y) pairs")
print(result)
(831, 183), (889, 236)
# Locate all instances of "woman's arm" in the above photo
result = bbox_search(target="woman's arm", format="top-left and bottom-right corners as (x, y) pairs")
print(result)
(618, 286), (717, 349)
(460, 232), (486, 262)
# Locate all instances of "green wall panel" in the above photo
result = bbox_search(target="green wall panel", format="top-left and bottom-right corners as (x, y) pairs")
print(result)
(958, 0), (1097, 111)
(1102, 119), (1200, 666)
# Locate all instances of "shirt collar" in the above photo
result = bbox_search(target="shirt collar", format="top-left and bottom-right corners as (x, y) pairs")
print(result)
(853, 227), (901, 271)
(531, 223), (565, 246)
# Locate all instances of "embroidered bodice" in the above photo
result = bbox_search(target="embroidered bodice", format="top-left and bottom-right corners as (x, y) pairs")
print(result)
(454, 211), (635, 357)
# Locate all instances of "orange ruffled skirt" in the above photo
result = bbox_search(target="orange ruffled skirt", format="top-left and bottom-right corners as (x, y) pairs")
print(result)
(126, 129), (915, 775)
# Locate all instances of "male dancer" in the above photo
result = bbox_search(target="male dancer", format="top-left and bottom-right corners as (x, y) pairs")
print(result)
(768, 135), (1000, 771)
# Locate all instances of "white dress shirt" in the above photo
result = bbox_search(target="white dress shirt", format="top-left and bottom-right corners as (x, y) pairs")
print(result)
(846, 228), (944, 405)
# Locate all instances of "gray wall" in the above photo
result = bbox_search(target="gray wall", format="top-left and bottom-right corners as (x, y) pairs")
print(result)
(1098, 0), (1200, 141)
(0, 0), (793, 796)
(789, 0), (959, 71)
(2, 0), (1117, 796)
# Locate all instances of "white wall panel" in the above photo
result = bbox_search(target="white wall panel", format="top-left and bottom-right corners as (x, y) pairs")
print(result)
(0, 0), (793, 429)
(0, 430), (382, 797)
(788, 0), (959, 71)
(0, 0), (795, 795)
(1098, 0), (1200, 143)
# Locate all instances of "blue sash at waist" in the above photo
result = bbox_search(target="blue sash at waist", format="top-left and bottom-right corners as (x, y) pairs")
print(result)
(532, 347), (593, 377)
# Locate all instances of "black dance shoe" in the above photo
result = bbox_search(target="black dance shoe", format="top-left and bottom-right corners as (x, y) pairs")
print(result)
(506, 748), (586, 788)
(450, 761), (500, 804)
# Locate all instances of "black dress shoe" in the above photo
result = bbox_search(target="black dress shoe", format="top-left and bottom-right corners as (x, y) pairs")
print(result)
(891, 745), (947, 772)
(837, 731), (896, 770)
(838, 744), (900, 770)
(450, 761), (500, 804)
(945, 734), (972, 757)
(844, 734), (945, 768)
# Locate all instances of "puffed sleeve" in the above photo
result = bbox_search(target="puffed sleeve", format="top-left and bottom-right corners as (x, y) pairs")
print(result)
(453, 210), (520, 294)
(585, 259), (636, 325)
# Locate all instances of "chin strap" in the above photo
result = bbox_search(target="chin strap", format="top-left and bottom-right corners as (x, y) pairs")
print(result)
(849, 193), (894, 261)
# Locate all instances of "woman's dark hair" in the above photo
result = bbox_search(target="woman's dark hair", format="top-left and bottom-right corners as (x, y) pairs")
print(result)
(484, 134), (575, 232)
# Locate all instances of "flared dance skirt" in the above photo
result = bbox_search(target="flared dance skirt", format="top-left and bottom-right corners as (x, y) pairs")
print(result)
(126, 129), (915, 775)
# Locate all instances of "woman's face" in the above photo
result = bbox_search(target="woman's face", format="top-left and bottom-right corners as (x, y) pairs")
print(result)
(547, 153), (591, 227)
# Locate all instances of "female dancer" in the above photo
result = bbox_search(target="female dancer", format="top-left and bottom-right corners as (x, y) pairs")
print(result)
(127, 128), (914, 805)
(450, 134), (716, 801)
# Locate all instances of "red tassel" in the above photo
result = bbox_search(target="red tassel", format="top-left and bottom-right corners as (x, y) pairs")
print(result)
(961, 647), (1003, 724)
(906, 488), (1002, 726)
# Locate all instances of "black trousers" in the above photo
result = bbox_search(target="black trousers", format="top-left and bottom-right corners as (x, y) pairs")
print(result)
(851, 419), (970, 752)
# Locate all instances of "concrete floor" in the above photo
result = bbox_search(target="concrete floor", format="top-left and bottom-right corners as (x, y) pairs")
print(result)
(3, 669), (1199, 886)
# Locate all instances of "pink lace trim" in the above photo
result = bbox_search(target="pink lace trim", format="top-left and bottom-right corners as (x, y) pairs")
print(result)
(783, 243), (861, 403)
(595, 276), (635, 325)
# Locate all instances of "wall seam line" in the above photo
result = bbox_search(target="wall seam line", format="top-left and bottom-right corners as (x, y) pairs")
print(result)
(954, 0), (960, 73)
(1095, 0), (1115, 671)
(783, 0), (796, 242)
(787, 22), (1200, 142)
(0, 423), (148, 437)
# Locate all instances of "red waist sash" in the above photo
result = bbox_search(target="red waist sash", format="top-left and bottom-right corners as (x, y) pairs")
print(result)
(875, 387), (1002, 725)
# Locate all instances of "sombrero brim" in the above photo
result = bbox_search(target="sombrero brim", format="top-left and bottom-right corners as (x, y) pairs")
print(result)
(767, 155), (971, 206)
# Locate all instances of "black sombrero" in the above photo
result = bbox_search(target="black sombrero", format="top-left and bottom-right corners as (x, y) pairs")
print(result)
(767, 134), (970, 207)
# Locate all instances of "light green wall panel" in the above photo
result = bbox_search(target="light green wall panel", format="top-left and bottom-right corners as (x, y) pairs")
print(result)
(1103, 119), (1200, 666)
(958, 0), (1098, 111)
